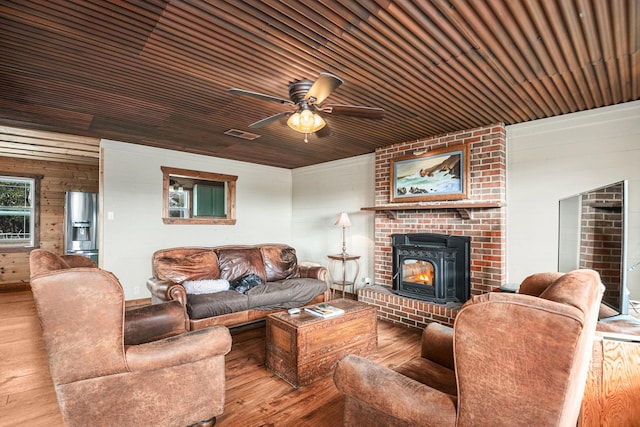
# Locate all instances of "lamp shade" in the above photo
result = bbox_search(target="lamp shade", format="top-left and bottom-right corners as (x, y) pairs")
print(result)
(335, 212), (352, 227)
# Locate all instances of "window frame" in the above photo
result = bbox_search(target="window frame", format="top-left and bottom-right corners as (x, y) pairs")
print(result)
(0, 172), (42, 252)
(161, 166), (237, 225)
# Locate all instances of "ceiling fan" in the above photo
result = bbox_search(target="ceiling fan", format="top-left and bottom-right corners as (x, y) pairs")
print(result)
(228, 72), (384, 142)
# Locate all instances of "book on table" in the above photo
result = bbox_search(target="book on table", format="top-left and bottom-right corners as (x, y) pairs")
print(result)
(304, 303), (345, 318)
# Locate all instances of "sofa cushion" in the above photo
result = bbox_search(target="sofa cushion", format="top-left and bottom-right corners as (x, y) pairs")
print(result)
(154, 251), (220, 284)
(260, 244), (299, 281)
(246, 278), (328, 309)
(216, 247), (267, 283)
(186, 290), (249, 319)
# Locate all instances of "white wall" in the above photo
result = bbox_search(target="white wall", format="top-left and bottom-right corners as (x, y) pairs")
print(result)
(506, 100), (640, 298)
(100, 100), (639, 301)
(292, 154), (376, 290)
(100, 140), (293, 299)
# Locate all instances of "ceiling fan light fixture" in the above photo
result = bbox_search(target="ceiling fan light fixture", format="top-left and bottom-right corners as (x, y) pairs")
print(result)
(287, 108), (326, 134)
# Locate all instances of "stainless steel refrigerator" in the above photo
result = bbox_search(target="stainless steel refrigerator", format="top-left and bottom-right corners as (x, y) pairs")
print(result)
(64, 191), (99, 263)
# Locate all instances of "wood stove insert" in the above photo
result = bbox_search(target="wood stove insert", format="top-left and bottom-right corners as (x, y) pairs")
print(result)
(392, 233), (470, 304)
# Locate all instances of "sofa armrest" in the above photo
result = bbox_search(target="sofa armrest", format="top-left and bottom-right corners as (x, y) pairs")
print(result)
(421, 322), (455, 370)
(334, 354), (457, 426)
(125, 326), (232, 372)
(298, 265), (327, 281)
(146, 277), (187, 307)
(124, 300), (189, 345)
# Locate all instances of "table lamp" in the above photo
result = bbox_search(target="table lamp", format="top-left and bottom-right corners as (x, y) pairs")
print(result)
(335, 211), (352, 256)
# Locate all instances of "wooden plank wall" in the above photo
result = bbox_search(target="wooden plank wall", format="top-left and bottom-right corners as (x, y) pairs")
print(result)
(0, 157), (99, 289)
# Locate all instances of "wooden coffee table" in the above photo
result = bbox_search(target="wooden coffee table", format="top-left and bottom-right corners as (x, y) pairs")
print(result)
(265, 298), (377, 387)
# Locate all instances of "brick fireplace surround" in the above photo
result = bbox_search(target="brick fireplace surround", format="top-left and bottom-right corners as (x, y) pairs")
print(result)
(359, 123), (507, 329)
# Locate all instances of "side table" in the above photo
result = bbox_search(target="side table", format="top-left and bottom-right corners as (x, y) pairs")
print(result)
(327, 254), (360, 298)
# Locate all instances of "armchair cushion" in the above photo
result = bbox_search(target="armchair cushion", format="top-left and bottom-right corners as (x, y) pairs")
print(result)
(334, 354), (457, 427)
(393, 357), (457, 397)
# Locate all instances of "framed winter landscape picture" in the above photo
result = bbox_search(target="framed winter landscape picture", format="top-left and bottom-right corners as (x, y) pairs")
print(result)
(390, 144), (470, 203)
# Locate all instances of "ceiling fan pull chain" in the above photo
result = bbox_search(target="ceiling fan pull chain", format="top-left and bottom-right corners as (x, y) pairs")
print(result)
(304, 133), (310, 143)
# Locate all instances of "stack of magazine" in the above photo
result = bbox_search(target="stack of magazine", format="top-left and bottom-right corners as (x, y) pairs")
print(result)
(304, 303), (345, 318)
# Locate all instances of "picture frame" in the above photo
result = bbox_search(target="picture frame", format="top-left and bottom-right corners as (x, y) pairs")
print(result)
(390, 144), (470, 203)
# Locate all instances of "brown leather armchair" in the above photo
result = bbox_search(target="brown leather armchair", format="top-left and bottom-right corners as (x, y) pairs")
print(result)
(29, 249), (232, 426)
(334, 269), (604, 426)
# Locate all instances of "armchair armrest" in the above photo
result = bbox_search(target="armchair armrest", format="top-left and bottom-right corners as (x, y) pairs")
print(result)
(298, 265), (327, 281)
(125, 326), (232, 372)
(422, 322), (454, 370)
(334, 354), (457, 427)
(146, 277), (187, 307)
(124, 300), (189, 345)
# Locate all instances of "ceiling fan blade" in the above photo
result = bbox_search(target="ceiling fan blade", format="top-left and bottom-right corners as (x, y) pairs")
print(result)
(228, 88), (293, 105)
(248, 111), (291, 128)
(322, 104), (385, 120)
(305, 72), (343, 105)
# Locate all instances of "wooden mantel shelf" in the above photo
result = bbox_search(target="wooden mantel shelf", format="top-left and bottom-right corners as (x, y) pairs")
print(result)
(361, 202), (504, 220)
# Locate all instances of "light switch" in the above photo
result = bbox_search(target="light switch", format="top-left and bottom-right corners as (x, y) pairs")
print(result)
(107, 211), (114, 220)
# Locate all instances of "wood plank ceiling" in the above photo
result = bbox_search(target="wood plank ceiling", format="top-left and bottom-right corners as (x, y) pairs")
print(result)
(0, 0), (638, 169)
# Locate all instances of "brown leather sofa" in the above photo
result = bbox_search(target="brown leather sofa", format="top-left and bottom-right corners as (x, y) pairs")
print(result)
(29, 249), (232, 426)
(147, 244), (330, 330)
(334, 269), (604, 427)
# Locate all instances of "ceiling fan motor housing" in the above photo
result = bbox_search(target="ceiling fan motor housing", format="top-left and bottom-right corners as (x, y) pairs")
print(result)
(289, 79), (314, 104)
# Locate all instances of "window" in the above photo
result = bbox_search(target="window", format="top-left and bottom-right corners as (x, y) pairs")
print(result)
(168, 183), (190, 218)
(0, 173), (41, 250)
(161, 166), (237, 225)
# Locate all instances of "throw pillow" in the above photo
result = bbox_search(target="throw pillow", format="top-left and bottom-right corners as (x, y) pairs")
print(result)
(183, 279), (230, 295)
(230, 273), (264, 293)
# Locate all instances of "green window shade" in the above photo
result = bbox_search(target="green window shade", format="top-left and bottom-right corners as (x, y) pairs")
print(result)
(193, 183), (225, 217)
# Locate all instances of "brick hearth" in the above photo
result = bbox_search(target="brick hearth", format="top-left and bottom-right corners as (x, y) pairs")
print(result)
(364, 123), (507, 329)
(359, 285), (461, 328)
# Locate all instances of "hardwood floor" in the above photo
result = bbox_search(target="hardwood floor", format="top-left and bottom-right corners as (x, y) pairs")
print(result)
(0, 290), (421, 427)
